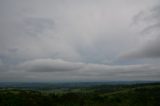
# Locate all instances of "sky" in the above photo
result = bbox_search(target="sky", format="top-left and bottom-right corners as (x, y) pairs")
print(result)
(0, 0), (160, 82)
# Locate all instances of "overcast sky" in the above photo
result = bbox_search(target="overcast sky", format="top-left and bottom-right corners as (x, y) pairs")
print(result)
(0, 0), (160, 82)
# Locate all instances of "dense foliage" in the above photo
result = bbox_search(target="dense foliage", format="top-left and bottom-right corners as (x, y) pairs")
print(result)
(0, 83), (160, 106)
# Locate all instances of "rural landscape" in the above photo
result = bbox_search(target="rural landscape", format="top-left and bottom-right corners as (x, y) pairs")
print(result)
(0, 81), (160, 106)
(1, 0), (160, 105)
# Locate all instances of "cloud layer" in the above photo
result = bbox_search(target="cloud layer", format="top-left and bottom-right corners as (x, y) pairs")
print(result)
(18, 59), (84, 72)
(0, 0), (160, 81)
(1, 58), (160, 81)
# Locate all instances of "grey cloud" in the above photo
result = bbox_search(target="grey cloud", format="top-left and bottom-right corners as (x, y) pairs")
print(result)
(18, 59), (84, 72)
(23, 17), (55, 36)
(0, 57), (13, 72)
(81, 64), (159, 76)
(121, 5), (160, 59)
(120, 38), (160, 59)
(1, 57), (160, 81)
(0, 59), (6, 72)
(142, 5), (160, 34)
(19, 62), (160, 81)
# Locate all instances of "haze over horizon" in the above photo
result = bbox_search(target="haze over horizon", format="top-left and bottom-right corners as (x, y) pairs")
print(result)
(0, 0), (160, 82)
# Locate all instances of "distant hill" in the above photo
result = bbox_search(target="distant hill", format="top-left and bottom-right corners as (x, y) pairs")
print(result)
(0, 81), (159, 89)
